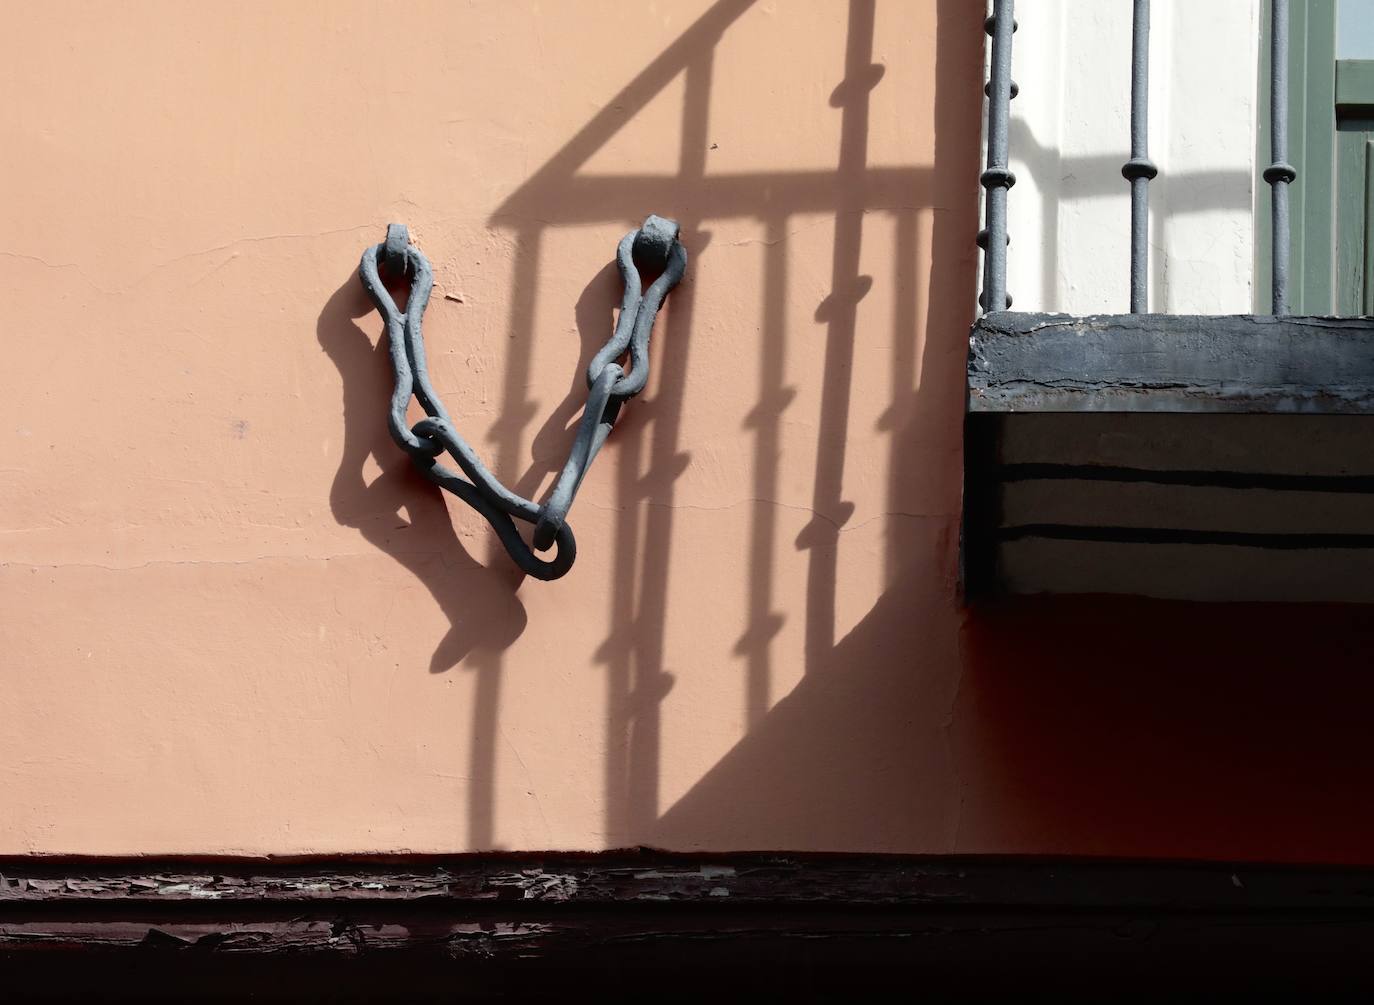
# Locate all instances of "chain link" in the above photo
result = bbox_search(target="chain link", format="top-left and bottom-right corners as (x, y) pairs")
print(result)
(358, 216), (687, 580)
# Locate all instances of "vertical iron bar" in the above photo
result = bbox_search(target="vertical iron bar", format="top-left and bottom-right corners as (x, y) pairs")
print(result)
(1364, 140), (1374, 315)
(1123, 0), (1157, 313)
(980, 0), (1015, 313)
(1265, 0), (1296, 315)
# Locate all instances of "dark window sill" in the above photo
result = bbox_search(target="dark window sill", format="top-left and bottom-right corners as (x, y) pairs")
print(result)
(969, 311), (1374, 414)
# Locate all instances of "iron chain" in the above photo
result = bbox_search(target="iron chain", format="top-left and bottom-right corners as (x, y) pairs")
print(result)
(358, 216), (687, 580)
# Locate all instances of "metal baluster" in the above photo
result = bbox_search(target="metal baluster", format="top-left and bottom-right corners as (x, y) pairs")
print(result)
(980, 0), (1016, 313)
(1264, 0), (1296, 315)
(1123, 0), (1158, 313)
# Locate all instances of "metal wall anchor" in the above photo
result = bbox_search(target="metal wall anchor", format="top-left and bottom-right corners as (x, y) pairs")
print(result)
(358, 216), (687, 580)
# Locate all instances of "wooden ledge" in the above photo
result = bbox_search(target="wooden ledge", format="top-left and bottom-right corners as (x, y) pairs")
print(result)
(6, 852), (1374, 909)
(3, 854), (1374, 995)
(969, 312), (1374, 413)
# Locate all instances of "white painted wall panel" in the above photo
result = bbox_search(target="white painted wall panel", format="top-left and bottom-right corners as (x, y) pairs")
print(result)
(987, 0), (1260, 314)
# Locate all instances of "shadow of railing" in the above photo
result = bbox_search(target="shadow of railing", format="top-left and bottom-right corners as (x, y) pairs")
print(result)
(488, 0), (973, 848)
(1005, 119), (1254, 312)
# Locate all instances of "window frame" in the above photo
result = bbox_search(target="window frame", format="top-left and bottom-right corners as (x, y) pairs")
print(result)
(1256, 0), (1339, 314)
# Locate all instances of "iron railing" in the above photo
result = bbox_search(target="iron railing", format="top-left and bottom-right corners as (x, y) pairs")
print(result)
(980, 0), (1293, 317)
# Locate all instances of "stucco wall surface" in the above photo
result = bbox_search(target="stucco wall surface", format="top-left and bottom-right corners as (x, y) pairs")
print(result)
(5, 0), (1374, 863)
(2, 0), (979, 855)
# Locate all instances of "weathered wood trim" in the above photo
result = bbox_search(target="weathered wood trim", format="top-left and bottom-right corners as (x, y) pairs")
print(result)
(3, 853), (1374, 996)
(8, 852), (1374, 909)
(968, 312), (1374, 413)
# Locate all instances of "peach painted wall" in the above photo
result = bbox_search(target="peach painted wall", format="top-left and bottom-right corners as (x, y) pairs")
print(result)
(6, 0), (1374, 862)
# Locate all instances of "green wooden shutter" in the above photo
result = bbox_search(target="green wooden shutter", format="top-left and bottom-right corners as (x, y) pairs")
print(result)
(1334, 59), (1374, 314)
(1258, 0), (1340, 315)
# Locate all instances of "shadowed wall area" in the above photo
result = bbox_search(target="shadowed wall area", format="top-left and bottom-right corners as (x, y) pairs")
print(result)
(4, 0), (1373, 864)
